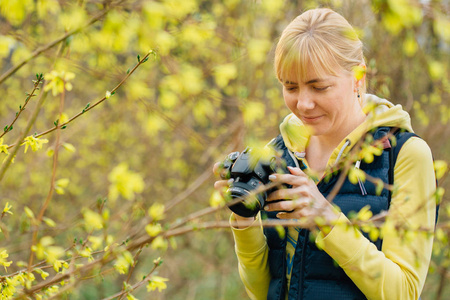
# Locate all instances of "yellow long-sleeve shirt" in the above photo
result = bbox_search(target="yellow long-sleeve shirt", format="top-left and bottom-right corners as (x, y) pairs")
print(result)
(230, 96), (436, 300)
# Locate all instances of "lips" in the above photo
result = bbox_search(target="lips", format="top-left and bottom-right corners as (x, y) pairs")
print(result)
(301, 115), (323, 123)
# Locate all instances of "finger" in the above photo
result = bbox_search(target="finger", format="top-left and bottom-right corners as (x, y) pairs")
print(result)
(269, 172), (309, 186)
(213, 161), (230, 179)
(264, 200), (295, 212)
(276, 211), (298, 219)
(213, 162), (221, 175)
(276, 211), (314, 226)
(275, 199), (311, 218)
(265, 197), (309, 212)
(214, 179), (232, 190)
(266, 186), (309, 202)
(287, 166), (305, 175)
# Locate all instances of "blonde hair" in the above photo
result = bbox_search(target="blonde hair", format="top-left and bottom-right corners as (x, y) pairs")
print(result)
(274, 8), (364, 89)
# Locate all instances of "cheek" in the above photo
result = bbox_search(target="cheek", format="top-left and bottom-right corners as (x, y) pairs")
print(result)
(283, 92), (296, 111)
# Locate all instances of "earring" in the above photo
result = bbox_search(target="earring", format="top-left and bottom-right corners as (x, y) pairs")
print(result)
(357, 88), (363, 106)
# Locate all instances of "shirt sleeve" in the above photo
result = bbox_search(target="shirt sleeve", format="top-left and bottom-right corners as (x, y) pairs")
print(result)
(316, 137), (436, 299)
(230, 212), (271, 300)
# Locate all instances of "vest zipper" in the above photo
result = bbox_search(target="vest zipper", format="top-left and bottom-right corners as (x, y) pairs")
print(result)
(297, 230), (309, 300)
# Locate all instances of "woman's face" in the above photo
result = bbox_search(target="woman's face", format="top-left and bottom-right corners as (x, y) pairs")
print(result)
(282, 64), (364, 140)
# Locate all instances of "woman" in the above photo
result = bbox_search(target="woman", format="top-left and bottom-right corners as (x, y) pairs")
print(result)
(214, 8), (436, 300)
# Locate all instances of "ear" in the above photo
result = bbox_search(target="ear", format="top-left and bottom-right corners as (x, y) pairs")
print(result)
(354, 63), (366, 90)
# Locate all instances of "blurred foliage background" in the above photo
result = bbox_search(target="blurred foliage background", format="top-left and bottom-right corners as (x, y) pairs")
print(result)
(0, 0), (449, 299)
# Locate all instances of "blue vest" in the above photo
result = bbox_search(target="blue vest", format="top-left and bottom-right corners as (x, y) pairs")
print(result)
(262, 127), (400, 300)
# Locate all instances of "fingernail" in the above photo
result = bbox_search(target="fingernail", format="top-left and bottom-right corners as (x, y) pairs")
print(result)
(228, 178), (234, 184)
(287, 166), (297, 173)
(268, 175), (277, 181)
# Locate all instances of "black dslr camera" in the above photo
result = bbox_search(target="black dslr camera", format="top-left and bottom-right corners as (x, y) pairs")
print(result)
(220, 147), (289, 217)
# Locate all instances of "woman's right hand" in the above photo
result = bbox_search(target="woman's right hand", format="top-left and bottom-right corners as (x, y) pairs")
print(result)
(213, 162), (256, 228)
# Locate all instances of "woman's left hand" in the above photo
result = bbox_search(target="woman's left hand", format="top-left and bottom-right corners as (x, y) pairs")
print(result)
(264, 166), (339, 227)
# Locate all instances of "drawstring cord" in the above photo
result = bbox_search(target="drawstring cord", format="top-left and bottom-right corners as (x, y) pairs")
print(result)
(335, 139), (351, 164)
(335, 139), (367, 196)
(355, 160), (368, 196)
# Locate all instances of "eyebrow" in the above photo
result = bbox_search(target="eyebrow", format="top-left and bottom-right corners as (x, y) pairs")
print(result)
(305, 78), (326, 84)
(284, 78), (326, 85)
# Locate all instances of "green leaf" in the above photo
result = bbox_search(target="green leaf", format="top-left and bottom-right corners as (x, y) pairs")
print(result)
(82, 103), (90, 113)
(137, 55), (140, 63)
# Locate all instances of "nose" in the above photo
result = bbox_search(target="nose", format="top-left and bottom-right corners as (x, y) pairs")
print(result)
(297, 90), (315, 111)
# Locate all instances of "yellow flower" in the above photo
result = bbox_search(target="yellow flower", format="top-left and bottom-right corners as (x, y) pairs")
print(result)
(21, 136), (49, 153)
(55, 178), (70, 195)
(359, 144), (383, 163)
(145, 223), (162, 237)
(150, 236), (168, 251)
(88, 236), (103, 250)
(213, 63), (237, 88)
(0, 249), (12, 271)
(83, 209), (103, 231)
(35, 268), (49, 280)
(53, 259), (69, 272)
(209, 190), (225, 208)
(114, 251), (134, 274)
(3, 202), (13, 215)
(348, 168), (366, 185)
(352, 65), (366, 80)
(434, 160), (448, 180)
(356, 205), (373, 222)
(147, 275), (169, 292)
(108, 163), (145, 203)
(31, 236), (64, 264)
(24, 206), (35, 219)
(148, 203), (165, 221)
(44, 70), (75, 96)
(0, 138), (9, 154)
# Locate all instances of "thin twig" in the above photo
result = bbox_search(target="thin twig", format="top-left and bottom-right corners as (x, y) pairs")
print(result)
(6, 51), (153, 150)
(117, 246), (144, 300)
(165, 168), (213, 212)
(0, 3), (121, 85)
(0, 75), (44, 139)
(0, 86), (48, 183)
(101, 260), (161, 300)
(27, 82), (66, 272)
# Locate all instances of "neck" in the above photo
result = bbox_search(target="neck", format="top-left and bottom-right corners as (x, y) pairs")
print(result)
(313, 109), (366, 152)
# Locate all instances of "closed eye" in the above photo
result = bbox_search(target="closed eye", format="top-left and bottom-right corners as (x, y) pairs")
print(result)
(313, 86), (330, 91)
(284, 86), (298, 92)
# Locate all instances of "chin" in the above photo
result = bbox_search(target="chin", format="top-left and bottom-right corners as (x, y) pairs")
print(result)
(307, 125), (328, 137)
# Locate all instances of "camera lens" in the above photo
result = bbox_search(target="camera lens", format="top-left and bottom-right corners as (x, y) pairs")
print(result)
(227, 181), (265, 217)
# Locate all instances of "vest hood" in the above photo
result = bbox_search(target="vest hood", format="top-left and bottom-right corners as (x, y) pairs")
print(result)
(279, 94), (413, 168)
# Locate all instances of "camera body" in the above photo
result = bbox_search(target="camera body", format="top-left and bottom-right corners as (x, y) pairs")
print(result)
(221, 147), (288, 217)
